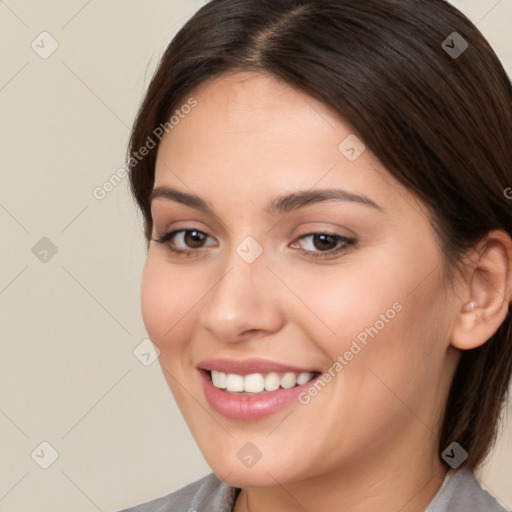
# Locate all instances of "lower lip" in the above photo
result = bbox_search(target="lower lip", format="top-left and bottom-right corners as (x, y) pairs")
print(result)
(199, 370), (320, 420)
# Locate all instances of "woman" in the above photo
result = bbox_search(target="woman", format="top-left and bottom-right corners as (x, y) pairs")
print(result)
(120, 0), (512, 510)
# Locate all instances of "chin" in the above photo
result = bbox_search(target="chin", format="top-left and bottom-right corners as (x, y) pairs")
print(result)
(216, 466), (289, 488)
(202, 449), (305, 488)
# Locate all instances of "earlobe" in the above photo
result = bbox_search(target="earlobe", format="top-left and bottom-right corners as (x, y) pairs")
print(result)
(450, 230), (512, 351)
(452, 301), (484, 349)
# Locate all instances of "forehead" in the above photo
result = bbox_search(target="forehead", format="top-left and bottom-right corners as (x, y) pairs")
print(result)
(158, 74), (354, 173)
(152, 72), (422, 220)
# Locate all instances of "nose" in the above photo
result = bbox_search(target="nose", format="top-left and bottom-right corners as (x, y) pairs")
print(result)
(199, 252), (285, 343)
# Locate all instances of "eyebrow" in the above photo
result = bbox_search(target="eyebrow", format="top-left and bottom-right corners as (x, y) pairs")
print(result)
(149, 186), (383, 215)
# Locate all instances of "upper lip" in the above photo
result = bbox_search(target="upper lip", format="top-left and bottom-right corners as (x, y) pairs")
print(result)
(197, 358), (320, 376)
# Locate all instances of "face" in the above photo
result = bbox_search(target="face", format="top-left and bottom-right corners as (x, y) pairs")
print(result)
(141, 72), (460, 488)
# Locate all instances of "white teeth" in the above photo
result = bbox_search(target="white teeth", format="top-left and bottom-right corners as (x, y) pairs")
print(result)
(264, 372), (280, 391)
(244, 373), (265, 393)
(297, 372), (314, 385)
(280, 372), (297, 389)
(211, 370), (227, 388)
(226, 373), (244, 392)
(209, 370), (317, 393)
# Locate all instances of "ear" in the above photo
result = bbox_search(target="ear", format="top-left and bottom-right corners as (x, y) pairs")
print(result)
(451, 230), (512, 350)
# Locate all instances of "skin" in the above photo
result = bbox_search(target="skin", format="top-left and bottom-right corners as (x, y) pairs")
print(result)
(140, 71), (512, 512)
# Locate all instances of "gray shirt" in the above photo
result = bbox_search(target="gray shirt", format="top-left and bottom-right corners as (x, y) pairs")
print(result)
(119, 469), (509, 512)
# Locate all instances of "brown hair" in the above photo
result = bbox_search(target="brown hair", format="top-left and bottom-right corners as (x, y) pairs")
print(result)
(128, 0), (512, 470)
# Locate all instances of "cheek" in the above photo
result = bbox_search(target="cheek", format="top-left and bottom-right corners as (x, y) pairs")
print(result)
(322, 245), (449, 414)
(289, 240), (447, 373)
(140, 255), (204, 414)
(280, 256), (404, 351)
(140, 255), (199, 354)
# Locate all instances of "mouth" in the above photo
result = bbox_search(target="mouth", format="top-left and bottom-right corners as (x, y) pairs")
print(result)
(201, 369), (321, 395)
(198, 364), (321, 421)
(197, 359), (324, 420)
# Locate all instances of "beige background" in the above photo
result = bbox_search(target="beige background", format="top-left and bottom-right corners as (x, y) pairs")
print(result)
(0, 1), (511, 511)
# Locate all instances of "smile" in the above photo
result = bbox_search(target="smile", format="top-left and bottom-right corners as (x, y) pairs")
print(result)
(209, 370), (319, 394)
(197, 359), (323, 420)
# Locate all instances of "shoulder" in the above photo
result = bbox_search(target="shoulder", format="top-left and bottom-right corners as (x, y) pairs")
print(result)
(425, 469), (510, 512)
(116, 472), (240, 512)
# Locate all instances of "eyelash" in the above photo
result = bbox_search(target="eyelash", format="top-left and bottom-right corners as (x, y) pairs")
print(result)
(152, 229), (356, 260)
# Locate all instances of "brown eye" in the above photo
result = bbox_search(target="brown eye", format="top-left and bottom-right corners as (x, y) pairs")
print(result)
(292, 232), (356, 260)
(153, 229), (217, 254)
(184, 230), (207, 248)
(311, 234), (338, 251)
